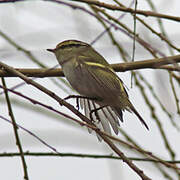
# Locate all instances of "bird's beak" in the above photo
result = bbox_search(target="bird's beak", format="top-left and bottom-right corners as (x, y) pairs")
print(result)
(47, 48), (55, 53)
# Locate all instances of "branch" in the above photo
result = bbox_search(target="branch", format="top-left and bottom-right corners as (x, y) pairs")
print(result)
(1, 152), (180, 163)
(112, 54), (180, 71)
(0, 0), (180, 22)
(0, 54), (179, 77)
(68, 0), (180, 22)
(1, 78), (29, 180)
(0, 0), (176, 22)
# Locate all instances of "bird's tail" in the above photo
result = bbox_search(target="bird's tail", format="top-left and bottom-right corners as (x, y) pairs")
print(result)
(129, 104), (149, 130)
(112, 107), (123, 123)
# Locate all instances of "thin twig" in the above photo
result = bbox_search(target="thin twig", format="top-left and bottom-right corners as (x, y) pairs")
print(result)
(113, 0), (180, 53)
(0, 152), (180, 163)
(68, 0), (180, 22)
(0, 115), (60, 153)
(0, 30), (72, 91)
(169, 72), (180, 114)
(0, 0), (179, 22)
(134, 74), (176, 160)
(1, 78), (29, 180)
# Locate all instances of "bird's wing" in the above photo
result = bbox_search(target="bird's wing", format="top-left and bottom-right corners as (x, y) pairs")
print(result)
(77, 55), (129, 97)
(82, 60), (128, 97)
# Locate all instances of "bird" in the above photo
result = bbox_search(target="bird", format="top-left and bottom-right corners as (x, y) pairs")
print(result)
(47, 40), (149, 136)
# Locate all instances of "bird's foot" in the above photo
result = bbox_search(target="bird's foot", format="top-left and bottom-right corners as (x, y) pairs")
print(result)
(90, 106), (107, 123)
(63, 95), (97, 110)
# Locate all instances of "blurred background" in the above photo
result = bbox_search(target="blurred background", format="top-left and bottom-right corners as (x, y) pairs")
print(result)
(0, 0), (180, 179)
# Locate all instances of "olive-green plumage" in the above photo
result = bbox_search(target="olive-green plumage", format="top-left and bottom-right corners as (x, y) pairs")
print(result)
(47, 40), (149, 135)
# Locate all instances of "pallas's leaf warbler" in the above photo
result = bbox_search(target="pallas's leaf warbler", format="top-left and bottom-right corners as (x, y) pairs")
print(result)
(47, 40), (149, 135)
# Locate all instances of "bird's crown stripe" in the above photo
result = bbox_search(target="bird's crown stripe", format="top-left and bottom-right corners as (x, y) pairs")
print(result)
(56, 40), (88, 49)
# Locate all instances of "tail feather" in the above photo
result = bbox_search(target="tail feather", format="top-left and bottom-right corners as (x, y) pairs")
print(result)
(130, 105), (149, 130)
(112, 107), (123, 123)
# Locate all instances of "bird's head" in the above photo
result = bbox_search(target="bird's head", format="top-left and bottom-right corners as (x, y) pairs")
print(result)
(47, 40), (90, 65)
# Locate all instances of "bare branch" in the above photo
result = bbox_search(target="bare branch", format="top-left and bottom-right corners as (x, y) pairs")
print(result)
(1, 152), (180, 164)
(1, 78), (29, 180)
(0, 54), (179, 77)
(64, 0), (180, 22)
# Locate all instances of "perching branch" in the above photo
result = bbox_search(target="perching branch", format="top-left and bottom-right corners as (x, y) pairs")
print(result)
(0, 54), (179, 77)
